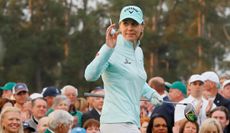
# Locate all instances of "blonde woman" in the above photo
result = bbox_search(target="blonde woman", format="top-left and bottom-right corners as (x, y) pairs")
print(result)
(76, 97), (88, 113)
(85, 5), (162, 132)
(199, 118), (223, 133)
(0, 107), (23, 133)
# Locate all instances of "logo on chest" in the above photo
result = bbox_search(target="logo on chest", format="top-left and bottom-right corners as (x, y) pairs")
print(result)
(124, 58), (131, 64)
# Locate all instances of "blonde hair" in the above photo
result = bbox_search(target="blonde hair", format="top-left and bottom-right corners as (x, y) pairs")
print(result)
(75, 97), (88, 113)
(0, 107), (24, 133)
(199, 118), (223, 133)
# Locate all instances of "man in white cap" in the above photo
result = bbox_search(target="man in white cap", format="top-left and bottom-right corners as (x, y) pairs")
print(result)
(201, 71), (230, 110)
(221, 80), (230, 99)
(175, 74), (216, 126)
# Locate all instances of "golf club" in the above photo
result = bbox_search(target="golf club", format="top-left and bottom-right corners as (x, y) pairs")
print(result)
(84, 92), (104, 98)
(160, 100), (188, 106)
(184, 103), (197, 122)
(158, 100), (197, 122)
(141, 98), (198, 122)
(84, 93), (198, 122)
(109, 18), (117, 36)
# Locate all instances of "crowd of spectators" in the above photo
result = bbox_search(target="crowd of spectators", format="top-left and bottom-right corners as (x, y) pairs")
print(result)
(0, 71), (230, 133)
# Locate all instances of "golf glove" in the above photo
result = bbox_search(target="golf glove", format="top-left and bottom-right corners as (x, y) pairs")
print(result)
(150, 92), (163, 106)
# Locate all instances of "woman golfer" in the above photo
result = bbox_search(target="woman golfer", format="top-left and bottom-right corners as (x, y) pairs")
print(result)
(85, 5), (162, 133)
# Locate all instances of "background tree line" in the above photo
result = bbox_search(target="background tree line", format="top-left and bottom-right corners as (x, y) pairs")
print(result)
(0, 0), (230, 94)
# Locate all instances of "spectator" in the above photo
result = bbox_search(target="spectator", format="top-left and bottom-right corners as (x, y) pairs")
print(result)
(168, 81), (187, 101)
(45, 110), (73, 133)
(13, 82), (31, 121)
(46, 95), (70, 115)
(182, 121), (199, 133)
(25, 98), (47, 132)
(61, 85), (78, 104)
(219, 74), (230, 89)
(82, 88), (104, 125)
(140, 116), (150, 133)
(76, 97), (88, 113)
(148, 77), (168, 99)
(175, 74), (216, 126)
(83, 119), (100, 133)
(0, 97), (15, 112)
(41, 86), (60, 109)
(202, 71), (230, 110)
(209, 106), (229, 133)
(221, 79), (230, 99)
(23, 121), (36, 133)
(37, 116), (49, 133)
(13, 83), (29, 110)
(30, 93), (43, 100)
(62, 85), (83, 127)
(0, 82), (16, 99)
(0, 107), (23, 133)
(86, 86), (103, 111)
(146, 114), (169, 133)
(199, 118), (223, 133)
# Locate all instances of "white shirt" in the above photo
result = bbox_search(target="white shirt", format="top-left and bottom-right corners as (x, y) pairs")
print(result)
(174, 95), (216, 125)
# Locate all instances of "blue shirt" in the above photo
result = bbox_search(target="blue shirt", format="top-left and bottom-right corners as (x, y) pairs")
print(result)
(85, 34), (158, 127)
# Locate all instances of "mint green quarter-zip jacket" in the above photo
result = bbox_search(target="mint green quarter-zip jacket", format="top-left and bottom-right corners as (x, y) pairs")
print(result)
(85, 34), (160, 127)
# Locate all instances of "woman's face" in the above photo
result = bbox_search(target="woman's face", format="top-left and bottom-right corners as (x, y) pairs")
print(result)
(183, 121), (197, 133)
(119, 18), (143, 43)
(55, 101), (69, 111)
(152, 117), (168, 133)
(1, 111), (21, 133)
(86, 125), (100, 133)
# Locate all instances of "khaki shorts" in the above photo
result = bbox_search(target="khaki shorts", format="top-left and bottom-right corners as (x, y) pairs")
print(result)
(100, 123), (140, 133)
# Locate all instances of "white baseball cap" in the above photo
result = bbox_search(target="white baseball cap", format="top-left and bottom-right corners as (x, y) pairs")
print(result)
(223, 79), (230, 88)
(201, 71), (220, 84)
(30, 93), (43, 100)
(119, 5), (144, 24)
(189, 74), (204, 84)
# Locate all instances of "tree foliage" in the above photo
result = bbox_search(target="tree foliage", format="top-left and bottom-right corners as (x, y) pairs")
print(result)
(0, 0), (229, 93)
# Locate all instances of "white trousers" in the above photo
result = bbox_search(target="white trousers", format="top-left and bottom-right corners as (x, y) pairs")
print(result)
(100, 123), (140, 133)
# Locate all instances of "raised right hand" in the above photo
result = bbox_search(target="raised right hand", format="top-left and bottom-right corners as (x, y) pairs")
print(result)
(105, 24), (118, 48)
